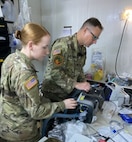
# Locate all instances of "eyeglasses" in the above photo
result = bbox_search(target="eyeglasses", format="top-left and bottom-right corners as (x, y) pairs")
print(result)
(87, 28), (98, 41)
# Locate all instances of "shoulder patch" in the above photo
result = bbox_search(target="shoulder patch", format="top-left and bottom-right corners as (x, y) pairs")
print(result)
(25, 76), (38, 90)
(53, 49), (61, 55)
(53, 55), (64, 66)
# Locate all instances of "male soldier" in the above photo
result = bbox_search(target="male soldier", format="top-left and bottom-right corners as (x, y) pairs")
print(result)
(42, 17), (103, 102)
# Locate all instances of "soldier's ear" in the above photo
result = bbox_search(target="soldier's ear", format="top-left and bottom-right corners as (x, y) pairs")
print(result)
(82, 27), (88, 35)
(28, 41), (33, 50)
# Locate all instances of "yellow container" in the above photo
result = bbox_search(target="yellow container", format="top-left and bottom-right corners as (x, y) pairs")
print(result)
(0, 59), (4, 63)
(94, 69), (104, 81)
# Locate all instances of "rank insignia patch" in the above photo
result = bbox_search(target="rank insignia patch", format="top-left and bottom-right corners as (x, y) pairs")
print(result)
(53, 49), (61, 55)
(25, 76), (38, 90)
(54, 55), (64, 66)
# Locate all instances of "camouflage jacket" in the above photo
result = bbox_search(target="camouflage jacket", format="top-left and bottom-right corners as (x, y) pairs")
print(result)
(0, 50), (65, 142)
(42, 34), (86, 101)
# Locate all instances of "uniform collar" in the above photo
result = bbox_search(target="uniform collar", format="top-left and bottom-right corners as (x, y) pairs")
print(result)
(15, 49), (38, 72)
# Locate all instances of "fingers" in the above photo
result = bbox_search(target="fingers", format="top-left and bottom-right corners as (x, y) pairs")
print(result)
(63, 98), (78, 109)
(69, 98), (77, 104)
(85, 82), (91, 92)
(84, 86), (91, 92)
(75, 82), (91, 92)
(69, 98), (78, 109)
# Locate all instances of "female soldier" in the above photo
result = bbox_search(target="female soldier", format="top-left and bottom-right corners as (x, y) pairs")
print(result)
(0, 23), (77, 142)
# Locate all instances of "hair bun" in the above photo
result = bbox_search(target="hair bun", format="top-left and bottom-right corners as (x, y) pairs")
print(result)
(15, 30), (21, 39)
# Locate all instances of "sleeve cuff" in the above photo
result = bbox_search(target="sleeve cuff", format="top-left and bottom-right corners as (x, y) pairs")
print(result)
(57, 101), (65, 111)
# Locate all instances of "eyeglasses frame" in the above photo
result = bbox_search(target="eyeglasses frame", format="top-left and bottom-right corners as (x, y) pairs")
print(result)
(87, 28), (99, 41)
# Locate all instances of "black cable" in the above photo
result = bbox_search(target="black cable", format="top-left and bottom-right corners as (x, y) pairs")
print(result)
(87, 124), (116, 142)
(115, 19), (128, 81)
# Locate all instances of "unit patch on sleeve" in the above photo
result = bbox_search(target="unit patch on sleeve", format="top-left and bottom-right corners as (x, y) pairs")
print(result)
(53, 55), (64, 66)
(25, 76), (38, 90)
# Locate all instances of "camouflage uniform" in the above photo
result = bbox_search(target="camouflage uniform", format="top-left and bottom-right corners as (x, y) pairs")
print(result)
(42, 34), (86, 101)
(0, 50), (65, 142)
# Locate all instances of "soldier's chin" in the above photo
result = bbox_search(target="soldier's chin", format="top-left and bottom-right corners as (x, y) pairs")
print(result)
(84, 45), (89, 47)
(37, 57), (45, 61)
(84, 43), (90, 47)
